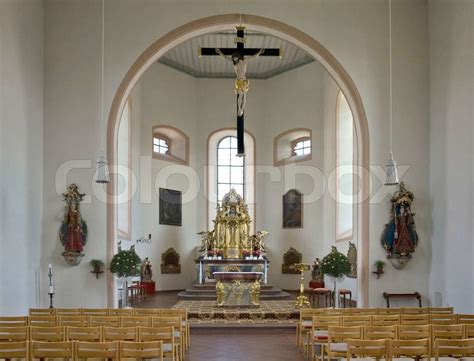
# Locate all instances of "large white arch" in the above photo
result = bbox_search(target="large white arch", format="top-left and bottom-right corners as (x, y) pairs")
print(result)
(106, 14), (370, 307)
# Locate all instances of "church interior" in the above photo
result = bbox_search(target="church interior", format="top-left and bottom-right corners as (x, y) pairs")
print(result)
(1, 0), (473, 360)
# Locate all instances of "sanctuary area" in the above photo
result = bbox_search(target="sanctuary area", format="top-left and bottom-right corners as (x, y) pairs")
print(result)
(1, 0), (473, 360)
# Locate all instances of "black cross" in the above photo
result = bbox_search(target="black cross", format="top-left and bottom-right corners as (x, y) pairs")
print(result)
(199, 27), (282, 156)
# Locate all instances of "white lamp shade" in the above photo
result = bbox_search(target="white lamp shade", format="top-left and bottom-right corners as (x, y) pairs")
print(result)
(95, 154), (110, 183)
(385, 153), (399, 186)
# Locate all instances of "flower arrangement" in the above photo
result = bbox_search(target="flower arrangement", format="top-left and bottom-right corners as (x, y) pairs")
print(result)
(216, 249), (224, 257)
(109, 246), (141, 278)
(242, 250), (251, 258)
(320, 246), (351, 278)
(207, 250), (216, 258)
(252, 250), (261, 258)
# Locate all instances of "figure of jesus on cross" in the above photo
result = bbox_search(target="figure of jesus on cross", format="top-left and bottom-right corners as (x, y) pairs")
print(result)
(199, 26), (281, 156)
(216, 48), (265, 117)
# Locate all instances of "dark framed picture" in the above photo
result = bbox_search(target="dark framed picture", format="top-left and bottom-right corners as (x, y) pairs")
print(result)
(283, 189), (303, 228)
(159, 188), (182, 226)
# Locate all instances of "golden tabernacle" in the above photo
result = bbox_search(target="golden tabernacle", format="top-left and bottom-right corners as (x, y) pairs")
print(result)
(198, 189), (268, 259)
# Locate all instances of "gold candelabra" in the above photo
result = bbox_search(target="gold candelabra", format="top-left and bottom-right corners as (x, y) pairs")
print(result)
(294, 263), (311, 308)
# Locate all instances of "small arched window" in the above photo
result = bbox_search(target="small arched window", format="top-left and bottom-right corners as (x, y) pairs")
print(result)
(291, 137), (311, 156)
(217, 136), (244, 202)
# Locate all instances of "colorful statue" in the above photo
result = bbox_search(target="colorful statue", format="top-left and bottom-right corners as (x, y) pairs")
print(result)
(60, 184), (88, 265)
(311, 258), (324, 282)
(140, 257), (153, 282)
(381, 182), (418, 268)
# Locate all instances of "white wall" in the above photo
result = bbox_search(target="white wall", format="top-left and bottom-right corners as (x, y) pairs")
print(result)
(428, 0), (474, 313)
(0, 0), (43, 315)
(40, 0), (431, 307)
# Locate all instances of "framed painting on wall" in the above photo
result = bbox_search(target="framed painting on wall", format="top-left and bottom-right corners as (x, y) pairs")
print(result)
(283, 189), (303, 228)
(159, 188), (182, 226)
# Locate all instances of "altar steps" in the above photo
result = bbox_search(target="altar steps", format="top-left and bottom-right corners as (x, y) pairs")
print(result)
(177, 283), (291, 300)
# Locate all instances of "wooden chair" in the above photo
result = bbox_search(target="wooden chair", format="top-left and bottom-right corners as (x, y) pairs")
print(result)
(297, 308), (325, 347)
(308, 315), (341, 360)
(429, 313), (458, 325)
(324, 326), (363, 361)
(457, 314), (474, 324)
(398, 324), (431, 340)
(58, 315), (88, 327)
(81, 308), (109, 316)
(0, 340), (29, 360)
(66, 326), (101, 342)
(153, 317), (184, 361)
(139, 326), (177, 361)
(429, 307), (454, 314)
(464, 324), (474, 338)
(0, 326), (29, 342)
(400, 314), (429, 325)
(347, 338), (389, 359)
(372, 314), (400, 326)
(55, 308), (81, 316)
(75, 341), (119, 360)
(162, 308), (190, 349)
(30, 341), (74, 360)
(402, 307), (429, 314)
(134, 308), (160, 316)
(121, 316), (152, 328)
(377, 307), (402, 315)
(342, 315), (372, 327)
(434, 338), (474, 361)
(364, 325), (397, 340)
(108, 308), (134, 316)
(102, 326), (138, 342)
(28, 316), (57, 327)
(325, 308), (352, 316)
(0, 316), (28, 328)
(120, 340), (164, 360)
(29, 308), (55, 316)
(29, 326), (66, 342)
(351, 308), (378, 316)
(431, 324), (464, 344)
(391, 338), (431, 360)
(89, 316), (120, 327)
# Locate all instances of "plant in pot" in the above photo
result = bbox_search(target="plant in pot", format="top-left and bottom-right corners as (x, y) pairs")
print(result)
(90, 259), (104, 279)
(373, 260), (385, 279)
(320, 246), (351, 308)
(110, 246), (141, 307)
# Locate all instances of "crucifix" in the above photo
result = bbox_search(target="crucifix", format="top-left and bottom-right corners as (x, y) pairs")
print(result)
(199, 26), (282, 156)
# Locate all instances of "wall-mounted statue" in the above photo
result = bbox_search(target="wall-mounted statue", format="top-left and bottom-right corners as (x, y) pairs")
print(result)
(282, 247), (302, 274)
(161, 248), (181, 274)
(347, 242), (357, 278)
(60, 184), (88, 266)
(381, 182), (419, 269)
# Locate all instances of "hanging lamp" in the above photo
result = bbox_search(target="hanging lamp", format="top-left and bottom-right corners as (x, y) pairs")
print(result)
(385, 0), (399, 186)
(95, 0), (110, 184)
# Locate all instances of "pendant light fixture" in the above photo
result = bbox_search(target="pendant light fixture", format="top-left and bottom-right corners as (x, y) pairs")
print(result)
(95, 0), (110, 184)
(385, 0), (399, 186)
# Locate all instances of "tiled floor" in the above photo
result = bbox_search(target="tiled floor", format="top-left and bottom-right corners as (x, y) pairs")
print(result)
(187, 332), (306, 361)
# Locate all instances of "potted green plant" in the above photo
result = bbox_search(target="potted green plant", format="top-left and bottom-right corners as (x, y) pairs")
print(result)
(373, 260), (385, 279)
(110, 246), (141, 307)
(90, 259), (104, 279)
(320, 247), (351, 307)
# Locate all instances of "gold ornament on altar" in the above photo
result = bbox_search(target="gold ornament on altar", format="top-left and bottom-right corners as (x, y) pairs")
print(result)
(197, 189), (268, 259)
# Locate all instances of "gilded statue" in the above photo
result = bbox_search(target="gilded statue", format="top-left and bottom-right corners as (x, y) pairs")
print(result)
(249, 280), (261, 306)
(60, 184), (87, 265)
(216, 281), (225, 306)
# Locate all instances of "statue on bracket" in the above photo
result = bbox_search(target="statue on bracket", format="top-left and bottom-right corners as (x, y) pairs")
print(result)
(140, 257), (153, 282)
(60, 184), (88, 266)
(381, 182), (419, 269)
(347, 242), (357, 278)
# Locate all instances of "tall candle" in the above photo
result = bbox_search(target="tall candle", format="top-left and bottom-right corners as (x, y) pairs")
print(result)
(48, 264), (52, 273)
(49, 285), (54, 294)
